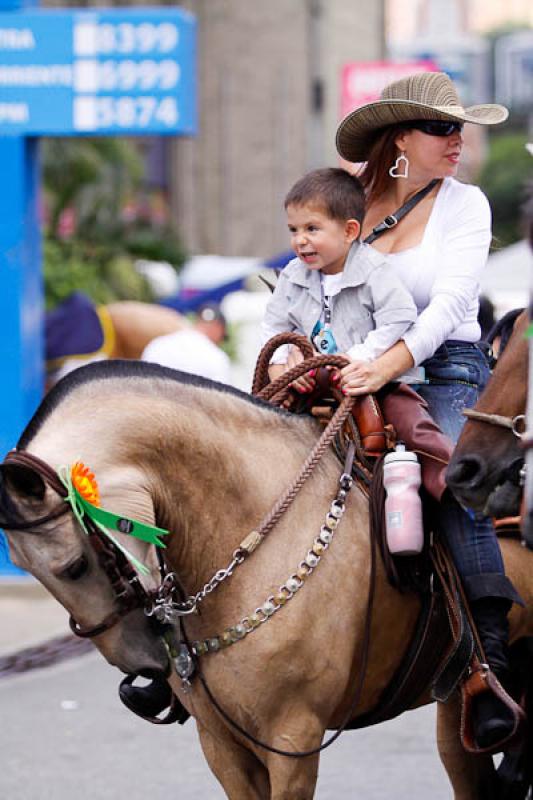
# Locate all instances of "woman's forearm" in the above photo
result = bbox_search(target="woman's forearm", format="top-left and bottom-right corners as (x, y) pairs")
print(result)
(373, 340), (415, 382)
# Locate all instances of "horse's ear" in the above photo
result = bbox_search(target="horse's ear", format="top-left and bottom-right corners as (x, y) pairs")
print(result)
(1, 464), (46, 500)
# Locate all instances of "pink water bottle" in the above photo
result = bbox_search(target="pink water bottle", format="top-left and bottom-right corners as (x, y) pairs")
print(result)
(383, 442), (423, 556)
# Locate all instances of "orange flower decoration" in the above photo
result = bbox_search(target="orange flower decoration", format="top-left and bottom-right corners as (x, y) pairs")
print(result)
(71, 462), (100, 507)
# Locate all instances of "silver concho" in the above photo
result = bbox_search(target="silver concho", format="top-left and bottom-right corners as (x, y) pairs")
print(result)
(174, 642), (195, 681)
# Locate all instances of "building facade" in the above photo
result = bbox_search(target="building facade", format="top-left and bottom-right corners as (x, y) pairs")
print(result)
(171, 0), (385, 256)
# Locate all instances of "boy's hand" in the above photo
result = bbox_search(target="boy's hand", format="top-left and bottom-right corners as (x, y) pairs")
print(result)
(268, 363), (288, 382)
(267, 348), (315, 393)
(287, 346), (316, 393)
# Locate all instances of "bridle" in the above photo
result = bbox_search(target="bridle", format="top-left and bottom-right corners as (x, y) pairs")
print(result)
(2, 450), (155, 638)
(462, 409), (527, 493)
(462, 408), (527, 438)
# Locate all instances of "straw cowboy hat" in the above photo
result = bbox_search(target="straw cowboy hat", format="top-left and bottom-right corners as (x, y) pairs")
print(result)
(336, 71), (508, 163)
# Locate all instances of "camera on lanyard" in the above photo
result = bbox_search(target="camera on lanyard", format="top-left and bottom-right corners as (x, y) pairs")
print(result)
(313, 327), (337, 354)
(311, 315), (338, 354)
(312, 279), (338, 355)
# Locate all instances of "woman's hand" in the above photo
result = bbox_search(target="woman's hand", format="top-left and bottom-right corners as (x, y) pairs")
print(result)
(339, 340), (415, 395)
(339, 359), (389, 395)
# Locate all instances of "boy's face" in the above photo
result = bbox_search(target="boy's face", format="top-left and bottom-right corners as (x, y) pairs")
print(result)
(286, 203), (360, 275)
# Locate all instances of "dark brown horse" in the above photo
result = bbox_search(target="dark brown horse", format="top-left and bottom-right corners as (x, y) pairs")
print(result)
(446, 310), (528, 518)
(447, 309), (533, 799)
(450, 185), (533, 520)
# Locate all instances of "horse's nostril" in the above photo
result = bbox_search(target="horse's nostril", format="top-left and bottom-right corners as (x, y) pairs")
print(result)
(61, 553), (90, 581)
(447, 456), (486, 489)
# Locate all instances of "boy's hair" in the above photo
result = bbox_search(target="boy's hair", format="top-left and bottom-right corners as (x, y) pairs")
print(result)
(284, 167), (365, 225)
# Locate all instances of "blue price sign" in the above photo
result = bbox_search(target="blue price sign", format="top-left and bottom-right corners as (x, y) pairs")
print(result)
(0, 7), (196, 135)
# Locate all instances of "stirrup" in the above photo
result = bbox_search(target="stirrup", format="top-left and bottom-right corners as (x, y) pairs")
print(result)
(461, 658), (526, 754)
(119, 674), (190, 725)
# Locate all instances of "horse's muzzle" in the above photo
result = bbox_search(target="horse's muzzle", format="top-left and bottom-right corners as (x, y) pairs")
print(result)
(446, 454), (489, 510)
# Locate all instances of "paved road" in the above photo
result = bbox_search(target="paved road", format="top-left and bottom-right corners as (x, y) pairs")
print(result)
(0, 651), (451, 799)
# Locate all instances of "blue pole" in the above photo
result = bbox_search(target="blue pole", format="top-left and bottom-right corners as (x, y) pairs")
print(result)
(0, 135), (43, 456)
(0, 0), (41, 575)
(0, 137), (42, 575)
(0, 136), (42, 576)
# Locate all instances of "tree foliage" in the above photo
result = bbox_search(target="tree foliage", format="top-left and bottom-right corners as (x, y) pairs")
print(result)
(42, 137), (186, 308)
(478, 133), (533, 247)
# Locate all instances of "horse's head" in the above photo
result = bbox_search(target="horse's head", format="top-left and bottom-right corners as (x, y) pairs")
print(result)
(0, 363), (195, 681)
(1, 358), (320, 692)
(446, 310), (528, 516)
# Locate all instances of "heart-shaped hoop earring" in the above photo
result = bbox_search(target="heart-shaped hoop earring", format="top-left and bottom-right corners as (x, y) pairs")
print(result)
(389, 152), (409, 179)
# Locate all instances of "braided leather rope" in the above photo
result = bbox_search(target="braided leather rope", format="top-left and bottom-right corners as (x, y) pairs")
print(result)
(244, 333), (358, 553)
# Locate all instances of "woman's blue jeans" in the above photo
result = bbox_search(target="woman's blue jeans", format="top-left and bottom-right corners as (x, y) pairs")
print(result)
(414, 341), (520, 603)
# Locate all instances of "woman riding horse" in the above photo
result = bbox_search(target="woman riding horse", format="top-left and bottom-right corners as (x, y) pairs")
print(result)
(334, 70), (523, 748)
(127, 73), (526, 747)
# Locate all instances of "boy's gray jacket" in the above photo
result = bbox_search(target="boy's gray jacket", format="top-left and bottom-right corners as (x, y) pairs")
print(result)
(261, 241), (417, 361)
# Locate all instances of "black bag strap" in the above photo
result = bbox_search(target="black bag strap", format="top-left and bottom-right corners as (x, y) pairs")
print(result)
(363, 179), (440, 245)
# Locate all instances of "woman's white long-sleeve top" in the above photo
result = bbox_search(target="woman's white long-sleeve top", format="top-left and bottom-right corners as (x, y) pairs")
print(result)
(380, 177), (491, 365)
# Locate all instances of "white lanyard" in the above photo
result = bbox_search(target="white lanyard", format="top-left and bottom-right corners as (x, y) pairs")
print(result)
(319, 274), (332, 329)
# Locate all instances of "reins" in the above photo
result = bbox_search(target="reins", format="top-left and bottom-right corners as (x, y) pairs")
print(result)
(156, 339), (360, 619)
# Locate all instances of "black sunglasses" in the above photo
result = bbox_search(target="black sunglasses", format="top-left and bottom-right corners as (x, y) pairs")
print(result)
(407, 120), (464, 137)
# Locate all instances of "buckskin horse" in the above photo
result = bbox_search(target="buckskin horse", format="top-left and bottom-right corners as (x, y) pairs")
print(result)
(1, 359), (532, 799)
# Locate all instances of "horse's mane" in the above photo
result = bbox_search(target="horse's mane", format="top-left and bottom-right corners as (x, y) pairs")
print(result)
(18, 359), (290, 450)
(487, 308), (525, 356)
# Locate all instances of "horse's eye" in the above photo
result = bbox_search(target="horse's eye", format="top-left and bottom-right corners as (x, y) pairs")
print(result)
(60, 554), (89, 581)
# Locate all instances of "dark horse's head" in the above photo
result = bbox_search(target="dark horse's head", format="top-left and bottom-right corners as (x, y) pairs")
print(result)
(446, 309), (528, 516)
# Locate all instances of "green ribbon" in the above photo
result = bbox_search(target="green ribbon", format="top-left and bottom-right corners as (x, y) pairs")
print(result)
(526, 323), (533, 339)
(58, 466), (169, 577)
